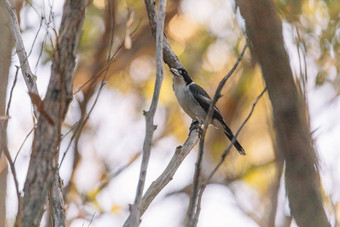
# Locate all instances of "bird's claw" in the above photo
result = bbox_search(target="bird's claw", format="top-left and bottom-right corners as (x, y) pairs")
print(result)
(189, 121), (203, 136)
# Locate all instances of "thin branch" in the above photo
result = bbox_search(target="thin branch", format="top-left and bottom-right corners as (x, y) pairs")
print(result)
(192, 88), (267, 225)
(1, 63), (22, 226)
(59, 82), (106, 168)
(87, 212), (96, 227)
(129, 1), (167, 226)
(186, 40), (249, 226)
(13, 126), (35, 164)
(5, 66), (19, 122)
(1, 0), (40, 118)
(0, 123), (23, 227)
(123, 124), (200, 226)
(27, 18), (44, 59)
(72, 19), (142, 95)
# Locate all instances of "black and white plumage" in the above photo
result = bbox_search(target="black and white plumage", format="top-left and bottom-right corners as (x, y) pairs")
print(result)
(170, 67), (246, 156)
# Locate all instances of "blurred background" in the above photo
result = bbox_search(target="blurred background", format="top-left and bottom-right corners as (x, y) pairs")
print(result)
(2, 0), (340, 226)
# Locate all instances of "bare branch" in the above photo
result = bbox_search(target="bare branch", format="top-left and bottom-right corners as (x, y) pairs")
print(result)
(123, 126), (200, 226)
(1, 0), (40, 118)
(59, 82), (106, 168)
(186, 40), (249, 226)
(129, 0), (167, 226)
(0, 123), (23, 227)
(13, 126), (35, 164)
(191, 88), (267, 225)
(5, 66), (19, 123)
(144, 0), (183, 69)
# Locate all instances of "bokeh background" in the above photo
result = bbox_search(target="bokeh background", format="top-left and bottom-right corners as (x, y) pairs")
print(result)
(2, 0), (340, 226)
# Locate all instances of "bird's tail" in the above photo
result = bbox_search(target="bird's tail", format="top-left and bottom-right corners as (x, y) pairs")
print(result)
(223, 131), (246, 155)
(213, 119), (246, 155)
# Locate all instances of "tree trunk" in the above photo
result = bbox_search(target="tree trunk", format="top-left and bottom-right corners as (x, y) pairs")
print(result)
(0, 4), (13, 227)
(21, 0), (86, 226)
(236, 1), (330, 226)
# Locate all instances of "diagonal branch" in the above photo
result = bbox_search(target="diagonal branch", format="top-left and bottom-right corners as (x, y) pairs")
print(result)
(191, 88), (267, 226)
(144, 0), (183, 69)
(123, 126), (200, 226)
(129, 0), (167, 226)
(1, 0), (40, 118)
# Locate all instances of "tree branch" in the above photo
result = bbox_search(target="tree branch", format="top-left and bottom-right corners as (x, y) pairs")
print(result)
(236, 0), (330, 226)
(1, 0), (40, 118)
(191, 88), (267, 226)
(129, 0), (167, 226)
(123, 125), (200, 226)
(144, 0), (183, 69)
(186, 40), (249, 227)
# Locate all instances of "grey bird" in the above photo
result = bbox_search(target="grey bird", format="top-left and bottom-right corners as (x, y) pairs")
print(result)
(170, 68), (246, 156)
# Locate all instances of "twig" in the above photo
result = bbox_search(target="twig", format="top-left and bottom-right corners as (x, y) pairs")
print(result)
(72, 19), (142, 95)
(186, 40), (249, 226)
(2, 0), (40, 118)
(59, 82), (106, 168)
(129, 1), (167, 226)
(13, 126), (35, 164)
(27, 18), (44, 59)
(123, 125), (200, 226)
(0, 123), (23, 226)
(61, 121), (79, 140)
(192, 87), (267, 225)
(60, 0), (116, 167)
(87, 212), (96, 227)
(5, 66), (19, 126)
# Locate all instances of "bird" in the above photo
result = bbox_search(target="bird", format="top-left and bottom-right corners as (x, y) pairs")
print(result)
(170, 67), (246, 156)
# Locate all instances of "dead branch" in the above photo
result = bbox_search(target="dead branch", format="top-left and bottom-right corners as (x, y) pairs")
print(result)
(123, 125), (200, 226)
(186, 40), (249, 227)
(1, 0), (40, 118)
(129, 0), (167, 226)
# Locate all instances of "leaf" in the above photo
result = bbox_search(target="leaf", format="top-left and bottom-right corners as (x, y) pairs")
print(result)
(28, 92), (54, 125)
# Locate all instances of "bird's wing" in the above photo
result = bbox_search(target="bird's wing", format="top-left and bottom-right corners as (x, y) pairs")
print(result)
(189, 83), (224, 123)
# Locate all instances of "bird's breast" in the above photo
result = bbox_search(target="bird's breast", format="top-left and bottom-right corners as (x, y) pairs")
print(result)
(173, 80), (206, 121)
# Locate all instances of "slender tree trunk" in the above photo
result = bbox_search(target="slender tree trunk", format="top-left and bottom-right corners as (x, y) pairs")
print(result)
(236, 1), (330, 226)
(20, 0), (87, 226)
(0, 5), (14, 227)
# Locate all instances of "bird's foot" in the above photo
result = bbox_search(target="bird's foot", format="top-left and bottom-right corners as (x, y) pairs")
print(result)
(189, 121), (203, 136)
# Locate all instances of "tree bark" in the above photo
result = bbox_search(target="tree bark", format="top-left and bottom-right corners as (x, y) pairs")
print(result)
(21, 0), (86, 226)
(236, 1), (330, 226)
(0, 4), (13, 227)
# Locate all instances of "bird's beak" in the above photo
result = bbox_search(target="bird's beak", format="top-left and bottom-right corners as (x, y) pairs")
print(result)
(170, 68), (180, 77)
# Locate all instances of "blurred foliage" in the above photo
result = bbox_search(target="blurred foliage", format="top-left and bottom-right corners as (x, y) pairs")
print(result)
(22, 0), (340, 225)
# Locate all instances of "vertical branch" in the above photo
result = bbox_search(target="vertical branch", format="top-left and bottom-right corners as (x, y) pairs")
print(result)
(192, 88), (267, 226)
(62, 0), (116, 200)
(0, 4), (13, 225)
(186, 40), (249, 226)
(236, 0), (330, 226)
(129, 0), (167, 226)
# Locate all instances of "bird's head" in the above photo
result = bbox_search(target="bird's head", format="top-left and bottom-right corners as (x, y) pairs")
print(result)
(170, 68), (192, 85)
